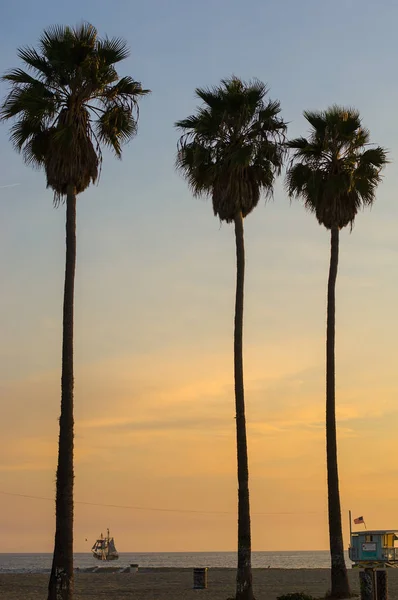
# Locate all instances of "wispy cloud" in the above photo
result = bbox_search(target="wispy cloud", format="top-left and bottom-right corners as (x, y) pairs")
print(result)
(0, 183), (20, 190)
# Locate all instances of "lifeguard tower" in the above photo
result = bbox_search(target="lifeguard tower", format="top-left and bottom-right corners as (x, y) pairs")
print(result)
(349, 529), (398, 568)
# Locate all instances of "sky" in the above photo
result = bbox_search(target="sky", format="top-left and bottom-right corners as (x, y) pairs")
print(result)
(1, 0), (398, 553)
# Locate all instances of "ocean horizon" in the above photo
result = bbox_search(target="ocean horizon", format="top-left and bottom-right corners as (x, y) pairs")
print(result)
(0, 551), (352, 573)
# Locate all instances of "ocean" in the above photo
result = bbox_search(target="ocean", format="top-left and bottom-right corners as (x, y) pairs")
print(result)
(0, 551), (352, 573)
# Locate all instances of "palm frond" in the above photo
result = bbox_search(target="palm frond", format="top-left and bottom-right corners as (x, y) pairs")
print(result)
(17, 47), (54, 80)
(1, 82), (57, 122)
(285, 163), (315, 197)
(286, 136), (309, 150)
(99, 76), (150, 114)
(176, 141), (214, 197)
(72, 22), (97, 45)
(175, 115), (202, 131)
(358, 146), (388, 168)
(22, 129), (52, 169)
(195, 86), (225, 110)
(95, 105), (137, 157)
(39, 25), (75, 66)
(96, 36), (130, 64)
(303, 110), (327, 134)
(9, 116), (43, 151)
(40, 24), (72, 49)
(104, 76), (148, 98)
(244, 79), (268, 110)
(258, 99), (283, 125)
(3, 68), (40, 85)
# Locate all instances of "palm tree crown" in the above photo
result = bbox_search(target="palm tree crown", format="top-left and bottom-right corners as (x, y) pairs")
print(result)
(175, 76), (286, 223)
(1, 22), (150, 203)
(286, 105), (387, 228)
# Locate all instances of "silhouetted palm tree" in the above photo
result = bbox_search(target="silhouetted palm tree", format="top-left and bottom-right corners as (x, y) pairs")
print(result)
(1, 23), (149, 600)
(176, 77), (286, 600)
(286, 106), (387, 599)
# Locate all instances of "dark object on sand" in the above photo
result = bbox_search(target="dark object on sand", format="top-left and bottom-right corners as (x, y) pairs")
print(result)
(193, 567), (208, 589)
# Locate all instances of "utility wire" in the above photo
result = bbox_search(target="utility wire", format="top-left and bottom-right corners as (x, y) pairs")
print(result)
(0, 490), (323, 516)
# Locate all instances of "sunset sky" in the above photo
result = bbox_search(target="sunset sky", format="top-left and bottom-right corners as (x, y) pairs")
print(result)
(1, 0), (398, 553)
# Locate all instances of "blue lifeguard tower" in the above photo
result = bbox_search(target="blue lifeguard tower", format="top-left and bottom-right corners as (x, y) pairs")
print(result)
(349, 529), (398, 568)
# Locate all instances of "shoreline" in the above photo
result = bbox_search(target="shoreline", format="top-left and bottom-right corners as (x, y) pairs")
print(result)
(0, 565), (355, 575)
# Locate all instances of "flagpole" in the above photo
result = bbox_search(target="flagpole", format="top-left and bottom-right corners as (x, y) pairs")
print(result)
(349, 510), (352, 536)
(349, 510), (352, 551)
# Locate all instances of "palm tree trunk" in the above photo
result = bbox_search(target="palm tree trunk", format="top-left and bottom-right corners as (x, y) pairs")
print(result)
(326, 226), (350, 599)
(234, 211), (254, 600)
(48, 186), (76, 600)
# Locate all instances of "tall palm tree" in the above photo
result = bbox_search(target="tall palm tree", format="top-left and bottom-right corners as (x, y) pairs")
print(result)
(176, 77), (286, 600)
(286, 106), (387, 599)
(1, 23), (149, 600)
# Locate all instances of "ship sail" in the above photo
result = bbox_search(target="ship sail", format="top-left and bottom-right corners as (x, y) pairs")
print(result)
(108, 537), (117, 554)
(91, 529), (119, 561)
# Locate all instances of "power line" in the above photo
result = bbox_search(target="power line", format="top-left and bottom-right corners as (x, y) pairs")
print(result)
(0, 490), (323, 516)
(0, 490), (229, 514)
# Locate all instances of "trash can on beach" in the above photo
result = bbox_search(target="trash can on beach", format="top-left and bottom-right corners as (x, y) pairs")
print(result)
(193, 567), (208, 589)
(129, 563), (139, 573)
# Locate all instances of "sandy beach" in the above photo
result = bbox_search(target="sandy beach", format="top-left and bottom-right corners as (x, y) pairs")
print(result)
(2, 567), (398, 599)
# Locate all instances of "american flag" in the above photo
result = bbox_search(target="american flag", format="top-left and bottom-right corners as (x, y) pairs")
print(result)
(354, 516), (365, 524)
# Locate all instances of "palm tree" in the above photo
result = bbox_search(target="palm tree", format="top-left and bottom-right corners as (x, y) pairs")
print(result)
(176, 77), (286, 600)
(286, 106), (387, 599)
(1, 23), (149, 600)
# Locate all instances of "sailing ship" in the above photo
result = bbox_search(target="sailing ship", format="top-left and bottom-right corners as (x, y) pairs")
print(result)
(91, 528), (119, 561)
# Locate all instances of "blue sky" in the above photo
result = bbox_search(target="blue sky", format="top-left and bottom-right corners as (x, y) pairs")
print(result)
(1, 0), (398, 551)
